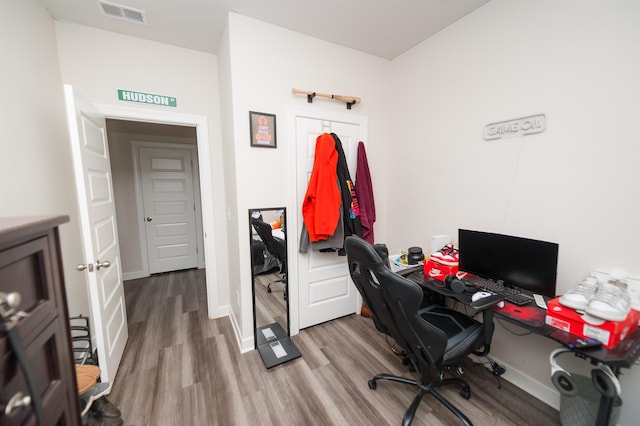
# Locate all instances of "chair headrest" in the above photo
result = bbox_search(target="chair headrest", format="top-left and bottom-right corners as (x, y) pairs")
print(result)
(345, 236), (387, 268)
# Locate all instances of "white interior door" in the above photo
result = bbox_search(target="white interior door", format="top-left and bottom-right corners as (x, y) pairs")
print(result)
(138, 146), (198, 274)
(64, 85), (128, 386)
(296, 116), (365, 329)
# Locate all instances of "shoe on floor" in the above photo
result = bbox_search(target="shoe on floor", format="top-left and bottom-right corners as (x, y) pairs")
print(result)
(84, 405), (123, 426)
(586, 283), (631, 322)
(92, 397), (122, 418)
(559, 276), (599, 311)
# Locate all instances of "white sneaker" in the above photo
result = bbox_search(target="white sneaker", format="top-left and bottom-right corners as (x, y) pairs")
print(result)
(586, 284), (631, 322)
(559, 277), (598, 311)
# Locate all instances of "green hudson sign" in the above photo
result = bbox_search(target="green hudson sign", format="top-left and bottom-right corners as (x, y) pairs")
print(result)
(117, 89), (177, 107)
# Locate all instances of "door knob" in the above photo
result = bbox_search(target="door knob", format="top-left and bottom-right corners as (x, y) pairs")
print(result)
(95, 260), (111, 270)
(76, 264), (94, 272)
(146, 217), (152, 222)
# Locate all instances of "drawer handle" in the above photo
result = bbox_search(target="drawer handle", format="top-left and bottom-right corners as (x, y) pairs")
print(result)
(0, 292), (21, 319)
(3, 391), (31, 417)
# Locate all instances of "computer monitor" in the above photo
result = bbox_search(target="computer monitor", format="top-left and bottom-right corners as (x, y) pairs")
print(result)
(458, 229), (559, 298)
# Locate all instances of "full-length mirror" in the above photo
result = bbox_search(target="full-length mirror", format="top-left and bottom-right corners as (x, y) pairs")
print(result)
(249, 207), (301, 368)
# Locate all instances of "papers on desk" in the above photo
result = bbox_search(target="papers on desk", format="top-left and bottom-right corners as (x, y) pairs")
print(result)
(390, 255), (423, 274)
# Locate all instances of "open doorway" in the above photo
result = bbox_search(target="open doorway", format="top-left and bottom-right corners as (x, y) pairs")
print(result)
(66, 88), (220, 384)
(106, 119), (205, 281)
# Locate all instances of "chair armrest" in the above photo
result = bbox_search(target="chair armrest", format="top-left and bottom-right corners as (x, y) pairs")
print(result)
(470, 294), (504, 311)
(470, 295), (502, 356)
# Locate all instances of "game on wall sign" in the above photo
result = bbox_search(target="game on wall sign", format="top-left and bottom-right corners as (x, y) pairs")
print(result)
(117, 89), (177, 107)
(484, 114), (546, 140)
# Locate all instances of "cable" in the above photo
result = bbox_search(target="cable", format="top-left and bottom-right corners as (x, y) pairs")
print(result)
(499, 138), (526, 232)
(496, 317), (534, 336)
(5, 323), (44, 425)
(385, 335), (402, 356)
(472, 355), (505, 388)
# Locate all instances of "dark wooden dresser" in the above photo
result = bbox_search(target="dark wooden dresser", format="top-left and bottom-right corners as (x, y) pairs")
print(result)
(0, 216), (81, 425)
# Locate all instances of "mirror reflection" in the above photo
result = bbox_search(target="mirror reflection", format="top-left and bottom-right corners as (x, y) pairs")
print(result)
(250, 208), (288, 340)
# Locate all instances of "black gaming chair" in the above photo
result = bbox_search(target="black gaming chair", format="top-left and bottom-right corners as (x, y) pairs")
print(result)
(344, 235), (496, 426)
(251, 217), (287, 300)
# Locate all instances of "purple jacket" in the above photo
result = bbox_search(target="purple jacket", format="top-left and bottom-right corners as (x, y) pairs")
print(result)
(356, 141), (375, 243)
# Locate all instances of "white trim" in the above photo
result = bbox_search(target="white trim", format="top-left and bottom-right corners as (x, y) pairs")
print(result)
(131, 141), (150, 276)
(123, 270), (146, 281)
(227, 305), (254, 353)
(95, 103), (220, 318)
(286, 105), (368, 336)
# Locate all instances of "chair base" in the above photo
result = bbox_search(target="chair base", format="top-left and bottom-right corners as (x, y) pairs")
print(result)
(369, 368), (473, 426)
(267, 277), (287, 300)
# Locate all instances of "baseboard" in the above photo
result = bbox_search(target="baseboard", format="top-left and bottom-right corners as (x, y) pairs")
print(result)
(212, 304), (230, 318)
(484, 356), (560, 411)
(226, 307), (254, 354)
(123, 270), (146, 281)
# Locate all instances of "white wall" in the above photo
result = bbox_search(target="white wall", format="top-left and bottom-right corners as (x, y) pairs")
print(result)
(388, 0), (640, 422)
(0, 0), (90, 319)
(215, 20), (243, 344)
(224, 12), (392, 346)
(53, 21), (231, 317)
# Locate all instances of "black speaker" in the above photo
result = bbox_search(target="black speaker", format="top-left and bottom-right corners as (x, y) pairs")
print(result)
(444, 274), (470, 294)
(591, 364), (621, 398)
(549, 349), (621, 398)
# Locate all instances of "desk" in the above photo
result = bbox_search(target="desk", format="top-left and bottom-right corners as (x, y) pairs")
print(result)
(405, 269), (640, 426)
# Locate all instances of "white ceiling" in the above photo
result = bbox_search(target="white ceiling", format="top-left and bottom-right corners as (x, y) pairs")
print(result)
(40, 0), (490, 60)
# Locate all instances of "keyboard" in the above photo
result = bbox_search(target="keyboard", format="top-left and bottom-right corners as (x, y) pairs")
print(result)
(465, 276), (534, 306)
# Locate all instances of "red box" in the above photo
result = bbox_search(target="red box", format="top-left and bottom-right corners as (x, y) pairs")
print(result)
(545, 297), (640, 348)
(424, 259), (459, 281)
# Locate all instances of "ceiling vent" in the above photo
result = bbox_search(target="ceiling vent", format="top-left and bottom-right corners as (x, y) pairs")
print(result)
(98, 1), (146, 25)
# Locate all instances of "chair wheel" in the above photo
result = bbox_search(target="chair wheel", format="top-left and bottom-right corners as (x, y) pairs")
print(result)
(460, 386), (471, 400)
(368, 380), (377, 390)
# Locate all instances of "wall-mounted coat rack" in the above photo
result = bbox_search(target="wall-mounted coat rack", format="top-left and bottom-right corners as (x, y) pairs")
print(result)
(292, 88), (361, 110)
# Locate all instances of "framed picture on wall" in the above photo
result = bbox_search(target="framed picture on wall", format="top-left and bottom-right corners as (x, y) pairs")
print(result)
(249, 111), (277, 148)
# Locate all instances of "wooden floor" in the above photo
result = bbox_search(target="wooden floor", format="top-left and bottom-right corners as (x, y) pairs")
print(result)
(254, 271), (288, 331)
(109, 269), (560, 426)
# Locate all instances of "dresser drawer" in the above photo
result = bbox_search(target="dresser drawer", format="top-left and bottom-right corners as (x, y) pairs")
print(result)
(0, 319), (77, 426)
(0, 216), (80, 425)
(0, 235), (61, 352)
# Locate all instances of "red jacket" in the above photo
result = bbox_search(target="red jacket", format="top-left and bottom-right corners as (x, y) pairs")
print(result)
(302, 133), (341, 242)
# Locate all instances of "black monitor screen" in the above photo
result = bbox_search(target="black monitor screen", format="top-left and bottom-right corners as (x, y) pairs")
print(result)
(458, 229), (559, 298)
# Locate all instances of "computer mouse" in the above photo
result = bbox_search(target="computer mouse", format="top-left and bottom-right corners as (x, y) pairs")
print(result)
(471, 291), (493, 302)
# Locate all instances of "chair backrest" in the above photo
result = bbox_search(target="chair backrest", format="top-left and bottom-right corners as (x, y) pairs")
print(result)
(344, 236), (448, 364)
(252, 217), (286, 263)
